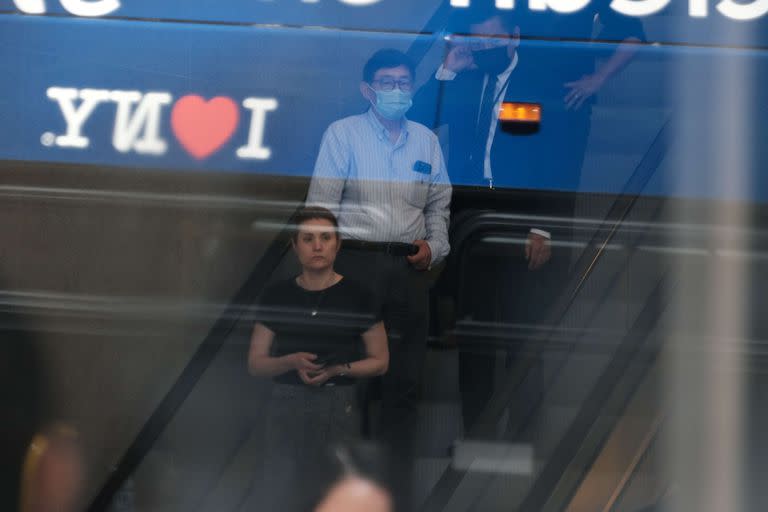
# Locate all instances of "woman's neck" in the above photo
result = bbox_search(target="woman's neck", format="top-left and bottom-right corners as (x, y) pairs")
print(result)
(297, 268), (337, 291)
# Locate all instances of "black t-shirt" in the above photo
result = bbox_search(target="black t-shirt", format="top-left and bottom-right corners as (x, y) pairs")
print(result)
(257, 277), (381, 386)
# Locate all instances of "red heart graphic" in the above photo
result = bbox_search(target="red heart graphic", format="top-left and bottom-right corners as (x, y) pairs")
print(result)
(171, 95), (239, 160)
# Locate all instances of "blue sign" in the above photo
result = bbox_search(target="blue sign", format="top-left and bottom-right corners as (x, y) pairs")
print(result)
(0, 14), (406, 176)
(1, 13), (767, 200)
(2, 0), (767, 47)
(0, 0), (442, 32)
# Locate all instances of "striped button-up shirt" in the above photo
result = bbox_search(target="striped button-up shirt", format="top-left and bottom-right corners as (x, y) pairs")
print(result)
(307, 109), (452, 264)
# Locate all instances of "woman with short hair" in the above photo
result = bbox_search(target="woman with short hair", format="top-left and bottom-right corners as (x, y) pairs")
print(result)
(246, 206), (388, 512)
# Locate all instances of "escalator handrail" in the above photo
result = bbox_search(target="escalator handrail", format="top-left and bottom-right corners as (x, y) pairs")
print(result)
(87, 219), (296, 512)
(518, 275), (669, 511)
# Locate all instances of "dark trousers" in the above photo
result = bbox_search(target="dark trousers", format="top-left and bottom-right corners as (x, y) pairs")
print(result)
(241, 384), (360, 512)
(458, 242), (566, 437)
(336, 248), (430, 442)
(335, 247), (430, 510)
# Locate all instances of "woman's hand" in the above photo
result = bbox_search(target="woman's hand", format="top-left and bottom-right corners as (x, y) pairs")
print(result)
(297, 367), (336, 386)
(289, 352), (322, 372)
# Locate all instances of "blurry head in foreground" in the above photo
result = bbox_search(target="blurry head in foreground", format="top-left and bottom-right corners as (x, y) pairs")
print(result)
(314, 476), (392, 512)
(1, 307), (83, 512)
(311, 445), (393, 512)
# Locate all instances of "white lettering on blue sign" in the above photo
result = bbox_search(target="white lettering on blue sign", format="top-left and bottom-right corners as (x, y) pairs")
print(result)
(717, 0), (768, 20)
(45, 87), (279, 161)
(236, 98), (279, 161)
(689, 0), (708, 16)
(530, 0), (591, 14)
(609, 0), (670, 16)
(12, 0), (45, 14)
(337, 0), (383, 5)
(46, 87), (110, 148)
(14, 0), (121, 16)
(450, 0), (767, 19)
(110, 90), (172, 155)
(11, 0), (768, 21)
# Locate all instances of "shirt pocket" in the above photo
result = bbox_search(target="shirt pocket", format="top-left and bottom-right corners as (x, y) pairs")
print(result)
(405, 174), (430, 209)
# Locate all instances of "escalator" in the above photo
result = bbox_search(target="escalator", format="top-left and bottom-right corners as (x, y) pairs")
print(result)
(563, 361), (666, 512)
(416, 120), (672, 511)
(423, 177), (767, 512)
(420, 210), (672, 512)
(89, 210), (670, 512)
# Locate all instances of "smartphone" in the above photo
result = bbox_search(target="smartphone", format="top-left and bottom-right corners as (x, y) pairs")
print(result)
(313, 355), (338, 368)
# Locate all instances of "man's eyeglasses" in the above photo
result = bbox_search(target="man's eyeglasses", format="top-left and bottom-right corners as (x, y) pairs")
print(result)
(371, 78), (413, 92)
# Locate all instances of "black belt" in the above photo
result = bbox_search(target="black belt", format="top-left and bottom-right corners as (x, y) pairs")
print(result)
(343, 240), (418, 257)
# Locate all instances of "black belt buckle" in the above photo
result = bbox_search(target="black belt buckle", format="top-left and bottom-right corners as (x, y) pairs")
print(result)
(385, 242), (418, 257)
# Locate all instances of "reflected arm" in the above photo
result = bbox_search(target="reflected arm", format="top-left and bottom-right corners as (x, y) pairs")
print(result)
(248, 323), (303, 377)
(424, 136), (452, 265)
(328, 321), (389, 378)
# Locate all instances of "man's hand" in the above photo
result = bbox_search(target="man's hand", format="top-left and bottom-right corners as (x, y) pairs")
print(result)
(564, 74), (605, 110)
(444, 44), (476, 73)
(407, 240), (432, 271)
(525, 232), (551, 270)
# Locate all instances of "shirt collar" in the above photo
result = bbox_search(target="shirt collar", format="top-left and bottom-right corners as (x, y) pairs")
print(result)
(495, 51), (519, 83)
(366, 108), (409, 143)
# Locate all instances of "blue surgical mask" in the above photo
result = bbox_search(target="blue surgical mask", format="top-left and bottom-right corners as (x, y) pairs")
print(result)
(370, 87), (412, 120)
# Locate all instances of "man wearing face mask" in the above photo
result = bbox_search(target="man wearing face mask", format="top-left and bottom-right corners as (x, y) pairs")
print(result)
(413, 6), (643, 268)
(307, 48), (451, 511)
(413, 11), (553, 271)
(412, 7), (644, 434)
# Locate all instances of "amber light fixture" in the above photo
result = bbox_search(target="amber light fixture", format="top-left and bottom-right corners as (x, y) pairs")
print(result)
(499, 102), (541, 122)
(499, 102), (541, 135)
